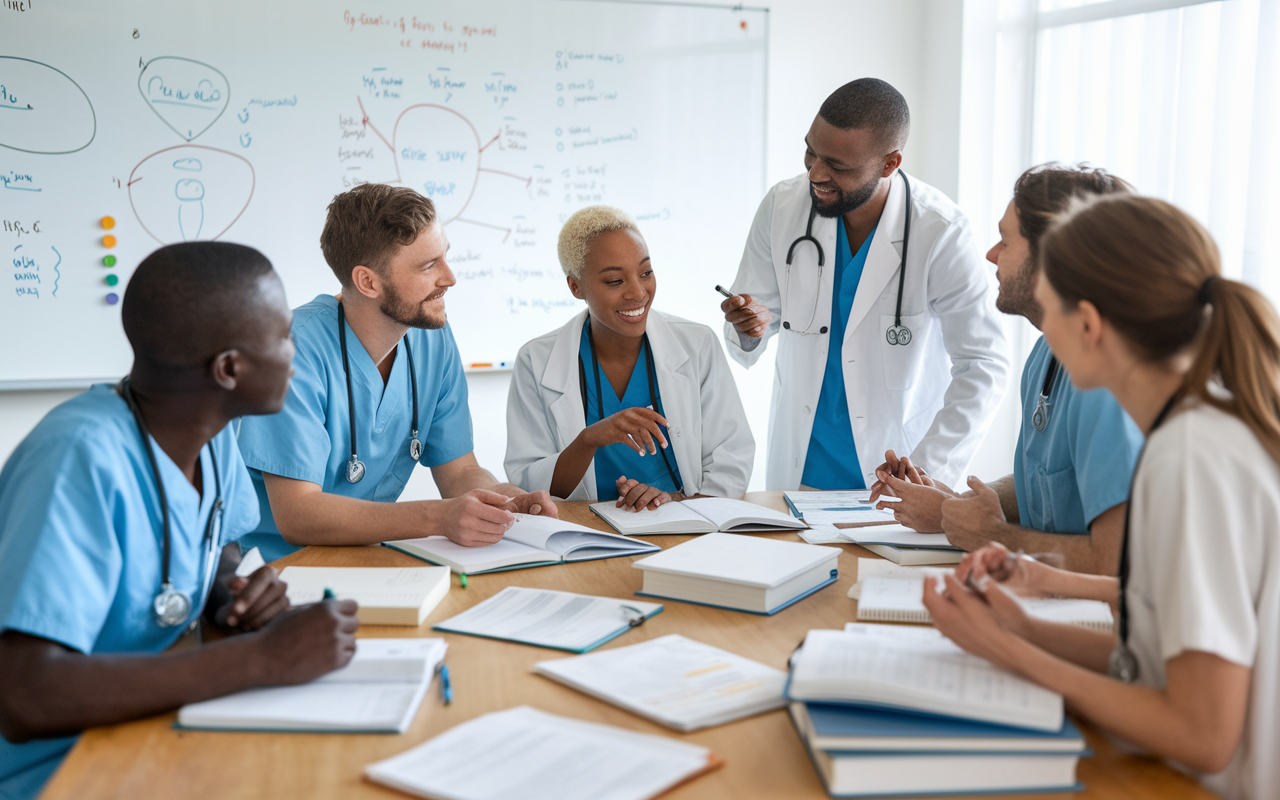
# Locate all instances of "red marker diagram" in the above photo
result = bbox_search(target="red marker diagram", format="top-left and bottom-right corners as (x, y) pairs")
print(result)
(0, 57), (96, 154)
(128, 144), (255, 245)
(359, 98), (529, 240)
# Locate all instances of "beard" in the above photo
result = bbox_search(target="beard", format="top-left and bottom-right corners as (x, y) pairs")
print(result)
(810, 172), (881, 218)
(380, 282), (447, 329)
(996, 261), (1043, 326)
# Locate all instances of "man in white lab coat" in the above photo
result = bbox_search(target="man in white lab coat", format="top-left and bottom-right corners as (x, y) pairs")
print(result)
(722, 78), (1008, 490)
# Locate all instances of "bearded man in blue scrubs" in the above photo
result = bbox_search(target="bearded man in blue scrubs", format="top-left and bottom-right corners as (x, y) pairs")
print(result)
(236, 184), (556, 562)
(871, 165), (1144, 574)
(0, 243), (359, 800)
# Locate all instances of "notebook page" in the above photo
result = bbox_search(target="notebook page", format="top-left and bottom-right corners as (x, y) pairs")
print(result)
(590, 501), (716, 534)
(534, 634), (787, 731)
(433, 587), (661, 651)
(365, 706), (712, 800)
(840, 524), (960, 548)
(791, 626), (1062, 731)
(679, 497), (803, 529)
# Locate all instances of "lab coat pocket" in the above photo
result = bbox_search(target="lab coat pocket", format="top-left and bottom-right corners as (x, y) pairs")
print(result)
(879, 313), (928, 391)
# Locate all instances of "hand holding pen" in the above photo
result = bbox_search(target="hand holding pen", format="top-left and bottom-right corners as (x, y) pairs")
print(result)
(717, 285), (771, 338)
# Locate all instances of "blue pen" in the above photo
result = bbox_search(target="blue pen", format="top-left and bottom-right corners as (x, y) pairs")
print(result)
(437, 663), (453, 705)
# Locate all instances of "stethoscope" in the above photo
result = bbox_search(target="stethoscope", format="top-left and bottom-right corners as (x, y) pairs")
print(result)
(118, 377), (223, 629)
(337, 302), (421, 484)
(1031, 356), (1061, 432)
(1110, 391), (1180, 683)
(577, 316), (684, 495)
(783, 170), (913, 346)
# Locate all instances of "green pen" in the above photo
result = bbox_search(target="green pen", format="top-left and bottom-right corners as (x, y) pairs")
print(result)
(459, 573), (468, 589)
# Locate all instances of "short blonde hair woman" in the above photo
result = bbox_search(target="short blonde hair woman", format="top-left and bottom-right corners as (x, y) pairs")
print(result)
(505, 206), (754, 509)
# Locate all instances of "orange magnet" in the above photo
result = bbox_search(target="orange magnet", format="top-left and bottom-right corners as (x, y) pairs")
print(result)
(101, 216), (116, 230)
(103, 235), (117, 248)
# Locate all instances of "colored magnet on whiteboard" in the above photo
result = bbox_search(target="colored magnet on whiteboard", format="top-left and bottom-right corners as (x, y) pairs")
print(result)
(101, 216), (116, 230)
(106, 293), (120, 305)
(105, 274), (119, 287)
(102, 235), (117, 248)
(103, 255), (117, 267)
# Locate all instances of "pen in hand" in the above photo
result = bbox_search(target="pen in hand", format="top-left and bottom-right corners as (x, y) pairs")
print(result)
(715, 284), (733, 298)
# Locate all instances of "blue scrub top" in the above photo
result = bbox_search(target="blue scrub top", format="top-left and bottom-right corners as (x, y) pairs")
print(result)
(579, 320), (683, 501)
(236, 295), (474, 561)
(801, 222), (876, 489)
(1014, 337), (1144, 532)
(0, 385), (258, 800)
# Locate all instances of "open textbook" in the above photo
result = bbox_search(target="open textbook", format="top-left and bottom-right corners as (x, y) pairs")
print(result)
(850, 559), (1115, 630)
(590, 497), (806, 535)
(364, 706), (722, 800)
(177, 638), (446, 733)
(787, 625), (1064, 732)
(385, 513), (658, 574)
(433, 587), (663, 652)
(535, 634), (788, 731)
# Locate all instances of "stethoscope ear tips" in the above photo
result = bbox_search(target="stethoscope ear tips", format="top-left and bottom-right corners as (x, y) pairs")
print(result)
(819, 326), (828, 334)
(782, 321), (791, 330)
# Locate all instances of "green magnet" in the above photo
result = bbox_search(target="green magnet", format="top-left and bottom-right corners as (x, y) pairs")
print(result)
(103, 255), (117, 267)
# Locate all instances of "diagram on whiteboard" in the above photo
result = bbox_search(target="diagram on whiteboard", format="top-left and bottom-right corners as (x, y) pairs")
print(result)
(137, 57), (229, 142)
(128, 57), (254, 245)
(128, 145), (255, 245)
(0, 56), (96, 154)
(357, 99), (530, 239)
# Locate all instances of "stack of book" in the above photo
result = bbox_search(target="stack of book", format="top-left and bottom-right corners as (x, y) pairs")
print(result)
(787, 625), (1087, 797)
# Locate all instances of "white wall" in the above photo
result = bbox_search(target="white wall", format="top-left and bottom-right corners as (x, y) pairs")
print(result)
(1, 0), (1018, 497)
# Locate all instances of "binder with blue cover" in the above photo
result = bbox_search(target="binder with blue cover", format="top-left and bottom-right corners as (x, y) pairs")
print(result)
(789, 703), (1088, 797)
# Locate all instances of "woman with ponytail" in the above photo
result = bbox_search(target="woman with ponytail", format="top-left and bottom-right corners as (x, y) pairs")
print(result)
(923, 194), (1280, 799)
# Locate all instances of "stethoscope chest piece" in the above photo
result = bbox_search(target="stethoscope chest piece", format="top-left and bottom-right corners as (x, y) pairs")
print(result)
(346, 455), (366, 484)
(1032, 397), (1050, 432)
(885, 325), (912, 346)
(409, 435), (422, 462)
(153, 581), (192, 628)
(1109, 643), (1140, 682)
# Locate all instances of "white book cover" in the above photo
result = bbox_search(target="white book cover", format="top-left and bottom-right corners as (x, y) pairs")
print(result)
(280, 566), (450, 626)
(632, 532), (839, 588)
(364, 706), (719, 800)
(534, 634), (787, 731)
(788, 625), (1064, 732)
(177, 638), (446, 733)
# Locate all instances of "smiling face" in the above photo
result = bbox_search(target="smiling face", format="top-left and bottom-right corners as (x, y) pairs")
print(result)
(803, 116), (895, 218)
(988, 200), (1041, 326)
(377, 222), (455, 329)
(567, 228), (654, 341)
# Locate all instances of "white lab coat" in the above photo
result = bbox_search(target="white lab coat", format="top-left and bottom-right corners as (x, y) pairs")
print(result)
(506, 309), (755, 500)
(724, 170), (1009, 489)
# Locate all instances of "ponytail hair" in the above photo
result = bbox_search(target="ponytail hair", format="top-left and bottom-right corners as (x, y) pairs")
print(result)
(1040, 194), (1280, 464)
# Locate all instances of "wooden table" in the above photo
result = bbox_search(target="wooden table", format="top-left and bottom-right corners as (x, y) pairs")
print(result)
(41, 493), (1213, 800)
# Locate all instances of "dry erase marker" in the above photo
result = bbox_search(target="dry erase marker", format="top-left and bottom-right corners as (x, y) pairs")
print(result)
(323, 587), (336, 600)
(715, 284), (733, 298)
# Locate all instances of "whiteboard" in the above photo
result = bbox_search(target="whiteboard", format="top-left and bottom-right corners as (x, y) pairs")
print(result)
(0, 0), (767, 388)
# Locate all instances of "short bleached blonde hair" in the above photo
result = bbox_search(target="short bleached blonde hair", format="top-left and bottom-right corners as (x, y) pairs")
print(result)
(557, 205), (641, 279)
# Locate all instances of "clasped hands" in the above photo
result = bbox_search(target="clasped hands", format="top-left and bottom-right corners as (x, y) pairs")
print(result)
(867, 449), (1007, 550)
